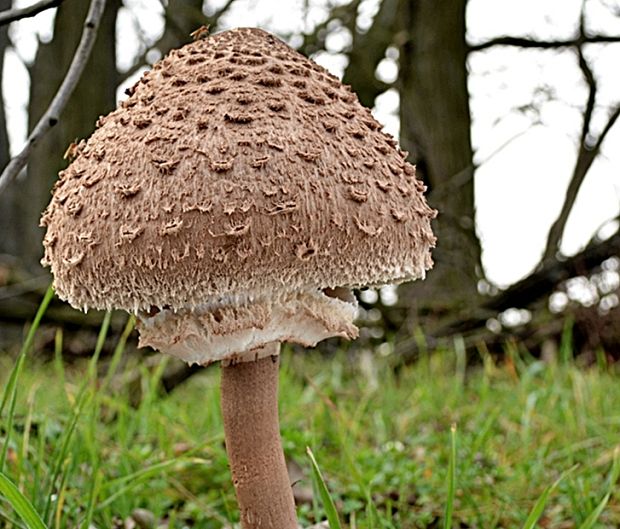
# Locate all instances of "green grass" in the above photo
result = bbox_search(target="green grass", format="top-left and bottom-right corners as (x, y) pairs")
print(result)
(1, 304), (620, 527)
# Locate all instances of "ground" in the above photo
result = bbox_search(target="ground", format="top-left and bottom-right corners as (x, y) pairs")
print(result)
(0, 317), (619, 528)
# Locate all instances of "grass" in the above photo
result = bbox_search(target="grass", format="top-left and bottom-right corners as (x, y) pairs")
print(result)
(0, 301), (619, 527)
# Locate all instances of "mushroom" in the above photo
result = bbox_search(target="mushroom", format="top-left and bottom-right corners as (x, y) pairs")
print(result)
(41, 28), (436, 529)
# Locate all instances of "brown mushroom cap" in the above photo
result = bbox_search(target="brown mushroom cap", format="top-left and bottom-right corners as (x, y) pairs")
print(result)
(41, 27), (435, 363)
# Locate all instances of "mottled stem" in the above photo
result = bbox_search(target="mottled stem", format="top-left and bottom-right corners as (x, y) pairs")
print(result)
(221, 347), (298, 529)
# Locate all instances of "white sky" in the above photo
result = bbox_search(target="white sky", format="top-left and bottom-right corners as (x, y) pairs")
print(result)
(4, 0), (620, 287)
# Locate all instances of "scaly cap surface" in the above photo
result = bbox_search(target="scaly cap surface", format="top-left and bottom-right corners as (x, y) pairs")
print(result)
(41, 28), (436, 363)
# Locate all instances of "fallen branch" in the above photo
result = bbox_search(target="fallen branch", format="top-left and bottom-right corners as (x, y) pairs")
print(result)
(0, 0), (62, 26)
(391, 229), (620, 364)
(0, 0), (106, 195)
(0, 292), (123, 329)
(435, 231), (620, 338)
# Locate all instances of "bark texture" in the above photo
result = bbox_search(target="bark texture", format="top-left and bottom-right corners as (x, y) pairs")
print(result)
(396, 0), (481, 317)
(0, 0), (15, 255)
(221, 352), (297, 529)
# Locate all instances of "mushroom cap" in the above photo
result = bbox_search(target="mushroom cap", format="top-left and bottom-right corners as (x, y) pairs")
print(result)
(41, 28), (435, 363)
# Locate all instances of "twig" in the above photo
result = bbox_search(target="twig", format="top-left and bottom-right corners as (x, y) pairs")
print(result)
(0, 0), (107, 195)
(430, 125), (534, 201)
(0, 0), (62, 26)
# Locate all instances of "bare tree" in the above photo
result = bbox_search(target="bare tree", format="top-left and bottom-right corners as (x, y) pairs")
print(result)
(2, 0), (620, 354)
(470, 5), (620, 264)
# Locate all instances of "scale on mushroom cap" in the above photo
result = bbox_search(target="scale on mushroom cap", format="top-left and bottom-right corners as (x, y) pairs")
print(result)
(41, 27), (436, 529)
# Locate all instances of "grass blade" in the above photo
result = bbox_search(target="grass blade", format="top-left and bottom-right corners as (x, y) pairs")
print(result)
(0, 354), (24, 421)
(97, 457), (205, 510)
(80, 466), (102, 529)
(559, 317), (574, 364)
(0, 472), (48, 529)
(521, 465), (577, 529)
(444, 424), (457, 529)
(100, 315), (135, 392)
(19, 285), (56, 359)
(88, 311), (112, 379)
(43, 390), (93, 524)
(520, 484), (554, 529)
(0, 285), (55, 472)
(364, 487), (381, 529)
(53, 328), (66, 395)
(53, 458), (72, 529)
(576, 448), (620, 529)
(609, 446), (620, 488)
(307, 447), (343, 529)
(0, 284), (55, 417)
(576, 493), (610, 529)
(0, 353), (26, 472)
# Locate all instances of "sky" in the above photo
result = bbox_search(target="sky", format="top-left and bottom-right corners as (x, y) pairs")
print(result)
(3, 0), (620, 288)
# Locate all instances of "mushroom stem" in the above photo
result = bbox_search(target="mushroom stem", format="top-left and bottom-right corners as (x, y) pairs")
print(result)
(221, 347), (298, 528)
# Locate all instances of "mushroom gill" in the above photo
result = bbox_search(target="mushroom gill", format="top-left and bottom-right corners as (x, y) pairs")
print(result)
(136, 288), (359, 365)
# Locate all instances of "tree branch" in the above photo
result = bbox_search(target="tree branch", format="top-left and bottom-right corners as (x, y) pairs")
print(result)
(542, 102), (620, 258)
(485, 232), (620, 313)
(297, 0), (396, 107)
(296, 1), (359, 56)
(0, 0), (106, 195)
(469, 34), (620, 52)
(0, 0), (62, 26)
(342, 0), (397, 107)
(541, 7), (620, 261)
(595, 105), (620, 149)
(542, 51), (597, 260)
(118, 0), (234, 85)
(211, 0), (236, 22)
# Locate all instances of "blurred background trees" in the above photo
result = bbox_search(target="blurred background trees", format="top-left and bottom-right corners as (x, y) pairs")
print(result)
(0, 0), (619, 363)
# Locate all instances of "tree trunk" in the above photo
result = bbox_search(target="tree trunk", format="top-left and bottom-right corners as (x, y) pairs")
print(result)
(0, 0), (15, 257)
(396, 0), (481, 321)
(9, 0), (120, 271)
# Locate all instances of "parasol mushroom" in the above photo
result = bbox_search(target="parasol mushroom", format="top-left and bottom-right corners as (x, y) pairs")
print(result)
(41, 27), (436, 529)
